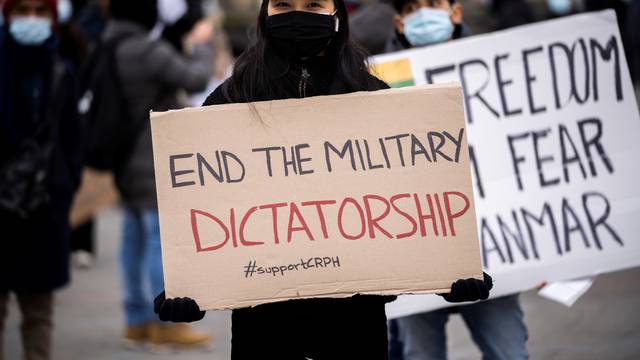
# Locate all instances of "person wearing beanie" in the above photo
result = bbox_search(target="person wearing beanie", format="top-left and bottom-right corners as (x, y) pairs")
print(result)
(0, 0), (84, 359)
(153, 1), (494, 359)
(102, 0), (214, 349)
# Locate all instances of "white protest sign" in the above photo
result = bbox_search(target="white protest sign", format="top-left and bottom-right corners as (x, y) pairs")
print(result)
(372, 10), (640, 319)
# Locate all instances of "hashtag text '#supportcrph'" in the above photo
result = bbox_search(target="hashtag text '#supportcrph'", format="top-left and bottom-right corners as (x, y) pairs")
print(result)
(243, 257), (341, 278)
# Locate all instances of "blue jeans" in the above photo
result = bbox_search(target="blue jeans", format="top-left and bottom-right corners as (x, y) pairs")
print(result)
(120, 208), (164, 326)
(393, 295), (529, 360)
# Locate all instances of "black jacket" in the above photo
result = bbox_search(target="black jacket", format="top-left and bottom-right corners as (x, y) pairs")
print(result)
(0, 30), (83, 292)
(204, 55), (395, 360)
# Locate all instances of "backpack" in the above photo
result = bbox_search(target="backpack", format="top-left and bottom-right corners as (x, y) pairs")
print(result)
(78, 35), (145, 173)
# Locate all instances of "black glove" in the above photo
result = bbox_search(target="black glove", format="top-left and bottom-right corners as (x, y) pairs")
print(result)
(438, 272), (493, 303)
(153, 291), (206, 323)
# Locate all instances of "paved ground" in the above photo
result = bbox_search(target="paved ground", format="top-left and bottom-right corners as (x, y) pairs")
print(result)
(4, 207), (640, 359)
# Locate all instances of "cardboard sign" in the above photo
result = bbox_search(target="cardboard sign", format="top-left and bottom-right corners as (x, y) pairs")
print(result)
(372, 11), (640, 318)
(150, 84), (483, 310)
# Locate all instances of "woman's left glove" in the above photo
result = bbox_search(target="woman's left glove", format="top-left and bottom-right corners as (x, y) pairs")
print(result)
(438, 272), (493, 303)
(153, 291), (206, 323)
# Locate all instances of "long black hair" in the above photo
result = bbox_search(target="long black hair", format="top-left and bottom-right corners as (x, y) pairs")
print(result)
(221, 0), (376, 102)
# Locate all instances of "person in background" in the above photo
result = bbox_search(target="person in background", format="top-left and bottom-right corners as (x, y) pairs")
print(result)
(546, 0), (579, 17)
(0, 0), (84, 359)
(385, 1), (529, 359)
(349, 0), (396, 55)
(73, 0), (108, 45)
(385, 0), (468, 53)
(104, 0), (214, 349)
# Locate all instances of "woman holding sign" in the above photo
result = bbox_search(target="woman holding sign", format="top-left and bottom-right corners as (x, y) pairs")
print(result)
(154, 0), (493, 358)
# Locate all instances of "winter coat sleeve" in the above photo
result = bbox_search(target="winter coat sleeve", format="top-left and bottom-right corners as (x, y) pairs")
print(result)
(149, 41), (213, 94)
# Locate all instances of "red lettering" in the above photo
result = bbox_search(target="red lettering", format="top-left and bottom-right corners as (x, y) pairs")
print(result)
(239, 206), (263, 246)
(363, 195), (393, 239)
(190, 209), (229, 252)
(230, 208), (238, 247)
(433, 193), (448, 237)
(414, 194), (439, 237)
(443, 191), (471, 236)
(287, 203), (315, 242)
(301, 200), (337, 239)
(337, 197), (366, 240)
(390, 193), (417, 239)
(259, 202), (288, 244)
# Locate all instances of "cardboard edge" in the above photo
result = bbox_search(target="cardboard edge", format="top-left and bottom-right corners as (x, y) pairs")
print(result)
(148, 82), (464, 120)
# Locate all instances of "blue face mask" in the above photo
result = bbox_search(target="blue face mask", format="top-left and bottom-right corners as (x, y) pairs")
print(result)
(547, 0), (572, 15)
(9, 16), (53, 46)
(403, 7), (454, 47)
(58, 0), (74, 24)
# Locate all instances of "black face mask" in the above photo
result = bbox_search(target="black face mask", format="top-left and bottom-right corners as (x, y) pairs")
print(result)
(265, 11), (338, 59)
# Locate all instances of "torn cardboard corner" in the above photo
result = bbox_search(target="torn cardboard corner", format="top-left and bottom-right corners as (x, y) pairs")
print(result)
(150, 83), (483, 311)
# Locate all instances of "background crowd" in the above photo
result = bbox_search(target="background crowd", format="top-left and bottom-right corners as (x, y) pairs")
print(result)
(0, 0), (639, 359)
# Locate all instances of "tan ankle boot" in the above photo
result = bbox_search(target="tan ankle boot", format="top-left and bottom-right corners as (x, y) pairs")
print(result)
(123, 323), (150, 344)
(148, 323), (212, 347)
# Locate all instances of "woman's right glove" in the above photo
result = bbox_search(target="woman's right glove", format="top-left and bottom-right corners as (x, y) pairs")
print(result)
(153, 291), (206, 323)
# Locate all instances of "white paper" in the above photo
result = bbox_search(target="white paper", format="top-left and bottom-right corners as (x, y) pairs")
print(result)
(538, 278), (594, 307)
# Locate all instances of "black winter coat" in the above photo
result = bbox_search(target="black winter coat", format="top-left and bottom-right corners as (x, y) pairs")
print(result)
(0, 30), (83, 293)
(203, 55), (395, 360)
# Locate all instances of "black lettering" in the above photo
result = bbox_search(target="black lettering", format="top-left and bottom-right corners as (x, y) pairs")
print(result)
(295, 144), (314, 175)
(481, 218), (505, 269)
(559, 124), (587, 183)
(582, 192), (623, 250)
(522, 46), (547, 114)
(197, 152), (223, 185)
(170, 154), (195, 188)
(384, 134), (410, 167)
(325, 140), (356, 172)
(561, 197), (590, 252)
(425, 64), (456, 84)
(252, 146), (280, 177)
(532, 128), (561, 188)
(428, 132), (453, 162)
(507, 133), (530, 191)
(410, 134), (432, 166)
(221, 151), (245, 183)
(495, 53), (523, 116)
(459, 59), (500, 124)
(577, 118), (614, 176)
(591, 36), (623, 101)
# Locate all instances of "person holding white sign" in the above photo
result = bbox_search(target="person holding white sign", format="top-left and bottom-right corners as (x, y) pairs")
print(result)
(153, 0), (494, 359)
(384, 1), (529, 360)
(385, 0), (467, 53)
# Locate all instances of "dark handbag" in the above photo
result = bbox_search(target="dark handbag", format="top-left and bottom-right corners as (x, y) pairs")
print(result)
(0, 138), (55, 218)
(0, 61), (66, 218)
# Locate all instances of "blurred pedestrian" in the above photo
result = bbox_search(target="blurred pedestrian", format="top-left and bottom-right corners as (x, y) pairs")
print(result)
(546, 0), (579, 18)
(350, 0), (396, 54)
(153, 1), (494, 359)
(103, 0), (214, 349)
(385, 0), (469, 53)
(490, 0), (536, 30)
(385, 1), (529, 360)
(0, 0), (84, 359)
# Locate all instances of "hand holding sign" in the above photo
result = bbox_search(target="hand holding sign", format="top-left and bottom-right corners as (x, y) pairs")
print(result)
(154, 291), (206, 323)
(438, 272), (493, 303)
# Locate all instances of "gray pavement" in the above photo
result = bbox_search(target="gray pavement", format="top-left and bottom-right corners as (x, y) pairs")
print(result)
(4, 207), (640, 359)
